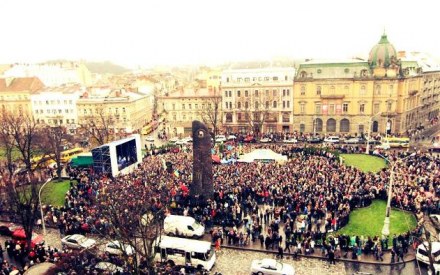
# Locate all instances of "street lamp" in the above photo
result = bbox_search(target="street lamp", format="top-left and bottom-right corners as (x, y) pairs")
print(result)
(381, 152), (416, 239)
(39, 178), (51, 237)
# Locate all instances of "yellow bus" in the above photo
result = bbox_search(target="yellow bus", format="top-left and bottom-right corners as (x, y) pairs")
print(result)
(60, 147), (84, 163)
(31, 154), (55, 169)
(382, 137), (410, 148)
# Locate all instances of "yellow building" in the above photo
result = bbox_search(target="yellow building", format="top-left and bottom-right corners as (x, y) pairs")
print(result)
(157, 87), (222, 137)
(293, 33), (422, 136)
(77, 88), (151, 135)
(0, 77), (44, 116)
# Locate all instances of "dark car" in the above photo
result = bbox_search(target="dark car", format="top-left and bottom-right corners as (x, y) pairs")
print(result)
(307, 137), (322, 144)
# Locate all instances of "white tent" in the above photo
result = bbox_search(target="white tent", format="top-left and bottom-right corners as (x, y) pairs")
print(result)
(238, 149), (287, 163)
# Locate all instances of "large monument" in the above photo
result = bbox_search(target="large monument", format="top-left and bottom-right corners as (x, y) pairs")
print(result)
(191, 121), (213, 202)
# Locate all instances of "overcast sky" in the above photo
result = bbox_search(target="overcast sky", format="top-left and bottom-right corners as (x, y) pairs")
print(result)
(1, 0), (439, 68)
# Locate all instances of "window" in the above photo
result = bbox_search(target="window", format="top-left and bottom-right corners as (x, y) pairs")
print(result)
(283, 101), (286, 108)
(316, 86), (321, 95)
(344, 68), (349, 73)
(329, 104), (335, 114)
(254, 90), (258, 96)
(255, 101), (259, 109)
(375, 85), (381, 95)
(225, 102), (229, 109)
(225, 91), (228, 97)
(283, 89), (286, 97)
(360, 85), (366, 95)
(265, 101), (269, 109)
(237, 90), (241, 97)
(238, 113), (242, 121)
(182, 104), (185, 110)
(172, 104), (175, 110)
(195, 104), (198, 109)
(359, 103), (365, 114)
(301, 86), (306, 95)
(273, 76), (278, 81)
(343, 103), (348, 113)
(245, 90), (248, 97)
(300, 103), (305, 114)
(387, 102), (392, 112)
(287, 101), (290, 108)
(273, 101), (277, 108)
(273, 89), (277, 97)
(374, 103), (380, 114)
(229, 102), (232, 109)
(245, 102), (249, 109)
(188, 104), (192, 109)
(315, 103), (322, 114)
(244, 77), (250, 82)
(317, 69), (322, 74)
(286, 89), (290, 96)
(228, 91), (232, 97)
(237, 102), (241, 109)
(122, 107), (126, 113)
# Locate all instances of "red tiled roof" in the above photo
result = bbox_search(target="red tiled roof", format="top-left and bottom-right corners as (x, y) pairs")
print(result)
(0, 77), (45, 93)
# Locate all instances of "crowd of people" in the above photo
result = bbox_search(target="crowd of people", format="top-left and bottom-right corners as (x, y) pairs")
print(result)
(0, 134), (439, 271)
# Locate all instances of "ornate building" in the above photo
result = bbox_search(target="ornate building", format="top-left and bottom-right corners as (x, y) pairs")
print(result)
(293, 33), (422, 135)
(221, 67), (295, 134)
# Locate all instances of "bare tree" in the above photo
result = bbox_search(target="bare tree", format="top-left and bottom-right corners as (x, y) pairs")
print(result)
(40, 126), (67, 181)
(80, 107), (114, 146)
(237, 89), (277, 135)
(0, 114), (17, 183)
(198, 89), (223, 136)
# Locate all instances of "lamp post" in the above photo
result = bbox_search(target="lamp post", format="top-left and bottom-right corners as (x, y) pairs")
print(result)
(39, 178), (51, 237)
(381, 153), (416, 239)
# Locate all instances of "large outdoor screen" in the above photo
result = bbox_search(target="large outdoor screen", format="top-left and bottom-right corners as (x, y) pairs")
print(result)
(116, 139), (138, 171)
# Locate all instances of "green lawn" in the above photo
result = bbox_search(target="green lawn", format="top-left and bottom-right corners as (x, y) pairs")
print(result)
(341, 153), (387, 173)
(40, 179), (71, 207)
(336, 200), (417, 238)
(0, 147), (22, 161)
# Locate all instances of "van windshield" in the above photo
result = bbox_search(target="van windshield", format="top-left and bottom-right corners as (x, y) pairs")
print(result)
(192, 222), (202, 230)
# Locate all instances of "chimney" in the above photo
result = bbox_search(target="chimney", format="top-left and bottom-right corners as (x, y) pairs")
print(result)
(398, 51), (406, 58)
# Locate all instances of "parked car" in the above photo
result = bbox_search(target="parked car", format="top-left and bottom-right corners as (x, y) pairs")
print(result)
(251, 258), (295, 275)
(0, 223), (20, 236)
(105, 240), (135, 256)
(283, 138), (298, 144)
(307, 137), (322, 144)
(95, 262), (124, 273)
(416, 241), (440, 273)
(323, 136), (340, 143)
(244, 136), (257, 143)
(260, 137), (271, 143)
(227, 135), (237, 141)
(215, 135), (227, 143)
(344, 137), (363, 144)
(375, 142), (390, 150)
(61, 234), (96, 250)
(163, 215), (205, 238)
(12, 228), (44, 249)
(145, 136), (155, 142)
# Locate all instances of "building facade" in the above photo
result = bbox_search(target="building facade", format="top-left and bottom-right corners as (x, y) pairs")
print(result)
(221, 67), (295, 134)
(0, 77), (44, 116)
(157, 88), (222, 137)
(77, 88), (151, 135)
(293, 33), (423, 136)
(30, 85), (84, 132)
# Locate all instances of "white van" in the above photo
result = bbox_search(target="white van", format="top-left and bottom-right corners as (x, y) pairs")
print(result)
(164, 215), (205, 238)
(416, 242), (440, 274)
(323, 136), (340, 143)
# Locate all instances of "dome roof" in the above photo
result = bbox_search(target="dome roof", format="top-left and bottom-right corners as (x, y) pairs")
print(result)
(368, 33), (397, 68)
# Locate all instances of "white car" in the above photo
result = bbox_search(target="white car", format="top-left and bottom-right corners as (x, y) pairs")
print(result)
(61, 234), (96, 250)
(344, 137), (362, 144)
(169, 137), (179, 143)
(375, 142), (390, 150)
(215, 135), (227, 143)
(323, 136), (340, 143)
(260, 137), (271, 143)
(251, 258), (295, 275)
(416, 241), (440, 273)
(176, 137), (192, 145)
(95, 262), (124, 273)
(105, 240), (135, 256)
(227, 135), (237, 141)
(284, 138), (298, 144)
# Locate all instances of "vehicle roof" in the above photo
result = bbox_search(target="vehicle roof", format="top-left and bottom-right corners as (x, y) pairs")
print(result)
(155, 235), (211, 253)
(67, 234), (86, 240)
(165, 215), (195, 221)
(418, 242), (440, 251)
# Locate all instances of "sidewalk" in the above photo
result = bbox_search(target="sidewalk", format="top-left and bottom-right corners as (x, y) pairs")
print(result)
(210, 237), (416, 266)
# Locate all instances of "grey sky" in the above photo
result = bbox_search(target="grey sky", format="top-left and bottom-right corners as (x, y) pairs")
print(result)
(0, 0), (439, 68)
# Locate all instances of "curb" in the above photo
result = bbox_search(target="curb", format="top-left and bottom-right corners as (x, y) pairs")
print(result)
(215, 244), (416, 266)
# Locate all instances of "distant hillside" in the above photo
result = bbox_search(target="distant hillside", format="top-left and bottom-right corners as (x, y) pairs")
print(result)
(85, 61), (130, 74)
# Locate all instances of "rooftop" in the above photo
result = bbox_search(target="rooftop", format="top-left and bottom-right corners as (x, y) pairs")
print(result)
(0, 77), (45, 93)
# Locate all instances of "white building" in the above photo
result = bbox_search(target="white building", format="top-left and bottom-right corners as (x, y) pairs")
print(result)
(221, 67), (296, 133)
(31, 85), (84, 132)
(3, 62), (92, 87)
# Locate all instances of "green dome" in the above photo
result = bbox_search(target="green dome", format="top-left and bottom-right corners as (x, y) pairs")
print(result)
(368, 33), (397, 68)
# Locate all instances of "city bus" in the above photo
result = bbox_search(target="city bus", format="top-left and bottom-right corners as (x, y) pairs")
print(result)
(153, 235), (216, 271)
(60, 147), (84, 163)
(382, 137), (410, 148)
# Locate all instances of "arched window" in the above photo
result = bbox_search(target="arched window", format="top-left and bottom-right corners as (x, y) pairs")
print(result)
(245, 102), (249, 109)
(372, 121), (379, 132)
(300, 123), (305, 133)
(300, 71), (307, 78)
(315, 118), (323, 132)
(326, 118), (336, 132)
(340, 119), (350, 132)
(237, 102), (241, 109)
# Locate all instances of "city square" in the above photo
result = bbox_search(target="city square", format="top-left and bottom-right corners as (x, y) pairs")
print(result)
(0, 1), (440, 275)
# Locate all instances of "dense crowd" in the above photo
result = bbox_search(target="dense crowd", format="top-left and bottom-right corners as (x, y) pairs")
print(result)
(1, 138), (439, 271)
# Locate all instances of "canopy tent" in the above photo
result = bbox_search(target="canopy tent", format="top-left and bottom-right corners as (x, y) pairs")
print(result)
(238, 149), (287, 163)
